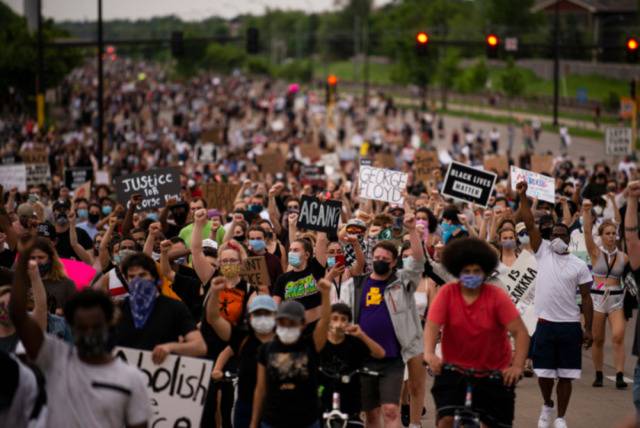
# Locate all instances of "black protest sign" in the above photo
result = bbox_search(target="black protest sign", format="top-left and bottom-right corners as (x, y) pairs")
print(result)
(115, 168), (181, 211)
(65, 167), (94, 190)
(441, 161), (496, 208)
(297, 196), (342, 233)
(300, 165), (326, 189)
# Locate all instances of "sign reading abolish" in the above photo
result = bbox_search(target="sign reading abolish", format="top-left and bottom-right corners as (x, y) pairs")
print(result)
(510, 165), (555, 203)
(605, 127), (632, 156)
(65, 167), (94, 190)
(115, 347), (212, 428)
(496, 250), (538, 335)
(115, 168), (181, 211)
(297, 195), (342, 234)
(241, 256), (271, 288)
(441, 161), (496, 208)
(359, 163), (408, 204)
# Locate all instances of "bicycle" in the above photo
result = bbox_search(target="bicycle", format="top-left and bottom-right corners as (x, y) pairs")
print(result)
(319, 366), (379, 428)
(439, 364), (504, 428)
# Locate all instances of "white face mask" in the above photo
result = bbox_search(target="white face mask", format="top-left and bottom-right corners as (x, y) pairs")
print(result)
(518, 235), (530, 245)
(593, 206), (604, 216)
(276, 326), (301, 344)
(550, 237), (569, 254)
(250, 316), (275, 334)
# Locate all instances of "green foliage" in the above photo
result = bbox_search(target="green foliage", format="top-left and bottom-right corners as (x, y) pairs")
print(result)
(275, 59), (312, 82)
(500, 58), (526, 99)
(201, 43), (246, 73)
(435, 49), (460, 90)
(455, 59), (489, 93)
(246, 56), (272, 76)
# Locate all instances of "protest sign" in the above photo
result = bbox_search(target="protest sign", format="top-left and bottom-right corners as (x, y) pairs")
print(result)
(21, 149), (48, 164)
(374, 153), (397, 169)
(496, 250), (538, 334)
(196, 143), (216, 163)
(299, 143), (322, 160)
(297, 196), (342, 233)
(605, 127), (632, 156)
(569, 229), (591, 266)
(483, 156), (509, 175)
(300, 165), (326, 188)
(359, 163), (408, 204)
(414, 150), (440, 184)
(65, 167), (94, 190)
(95, 170), (110, 185)
(115, 168), (181, 211)
(240, 256), (271, 288)
(202, 127), (225, 146)
(257, 151), (286, 174)
(441, 161), (496, 208)
(26, 164), (51, 189)
(203, 182), (241, 213)
(72, 181), (92, 200)
(0, 164), (27, 191)
(510, 165), (555, 203)
(115, 347), (212, 428)
(530, 155), (554, 174)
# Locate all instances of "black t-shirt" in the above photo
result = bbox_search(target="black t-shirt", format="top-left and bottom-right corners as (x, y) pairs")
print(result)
(0, 248), (16, 268)
(318, 336), (370, 415)
(114, 295), (197, 351)
(55, 227), (93, 259)
(171, 265), (204, 321)
(273, 257), (325, 310)
(0, 333), (18, 353)
(229, 330), (265, 403)
(258, 336), (320, 427)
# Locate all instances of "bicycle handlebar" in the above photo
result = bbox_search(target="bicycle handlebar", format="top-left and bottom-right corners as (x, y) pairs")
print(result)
(443, 364), (503, 379)
(318, 366), (380, 383)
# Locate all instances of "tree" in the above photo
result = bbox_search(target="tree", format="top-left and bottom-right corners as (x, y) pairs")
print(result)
(500, 58), (526, 113)
(435, 49), (460, 110)
(454, 58), (488, 94)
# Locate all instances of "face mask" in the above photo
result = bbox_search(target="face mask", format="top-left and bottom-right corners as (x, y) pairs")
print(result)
(540, 227), (553, 240)
(28, 194), (39, 203)
(518, 235), (530, 245)
(174, 257), (186, 265)
(128, 277), (159, 329)
(373, 260), (391, 276)
(501, 239), (516, 250)
(77, 209), (88, 219)
(55, 213), (69, 226)
(402, 257), (413, 270)
(327, 256), (336, 268)
(378, 228), (392, 240)
(276, 325), (301, 344)
(88, 213), (100, 224)
(250, 239), (265, 252)
(220, 264), (241, 279)
(234, 235), (246, 242)
(102, 206), (113, 215)
(147, 212), (159, 222)
(249, 204), (263, 214)
(38, 262), (51, 276)
(74, 329), (109, 359)
(441, 222), (462, 244)
(460, 274), (484, 289)
(0, 301), (11, 327)
(113, 254), (122, 265)
(250, 315), (275, 334)
(288, 252), (302, 267)
(593, 206), (604, 216)
(550, 237), (569, 254)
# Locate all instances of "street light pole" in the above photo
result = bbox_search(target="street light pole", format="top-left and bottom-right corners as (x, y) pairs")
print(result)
(97, 0), (104, 168)
(553, 0), (560, 126)
(36, 0), (44, 129)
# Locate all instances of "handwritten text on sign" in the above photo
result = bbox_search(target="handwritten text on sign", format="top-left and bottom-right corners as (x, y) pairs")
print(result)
(297, 196), (342, 234)
(359, 165), (408, 204)
(115, 168), (181, 211)
(115, 346), (213, 428)
(510, 165), (555, 204)
(241, 256), (271, 288)
(496, 250), (538, 335)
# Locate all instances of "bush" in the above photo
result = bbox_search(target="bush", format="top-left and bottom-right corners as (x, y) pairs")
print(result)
(201, 43), (246, 73)
(455, 58), (488, 94)
(275, 59), (312, 82)
(246, 56), (272, 76)
(604, 91), (620, 112)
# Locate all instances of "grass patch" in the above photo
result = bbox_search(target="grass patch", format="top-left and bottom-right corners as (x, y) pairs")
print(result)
(316, 60), (392, 85)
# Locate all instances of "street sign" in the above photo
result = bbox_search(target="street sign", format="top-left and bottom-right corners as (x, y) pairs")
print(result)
(605, 127), (632, 156)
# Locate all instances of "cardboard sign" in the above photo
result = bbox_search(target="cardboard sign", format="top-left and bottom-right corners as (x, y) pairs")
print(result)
(203, 182), (241, 213)
(196, 143), (216, 163)
(483, 156), (509, 175)
(359, 164), (408, 205)
(297, 196), (342, 233)
(496, 251), (538, 335)
(202, 128), (225, 146)
(299, 143), (322, 160)
(569, 229), (591, 266)
(115, 168), (181, 211)
(414, 150), (440, 184)
(240, 256), (271, 288)
(21, 149), (48, 164)
(374, 153), (397, 169)
(257, 151), (287, 174)
(300, 165), (326, 188)
(441, 161), (496, 208)
(605, 127), (632, 156)
(530, 155), (554, 174)
(73, 181), (92, 200)
(510, 165), (555, 203)
(65, 167), (94, 190)
(115, 347), (212, 428)
(26, 164), (51, 189)
(95, 170), (110, 185)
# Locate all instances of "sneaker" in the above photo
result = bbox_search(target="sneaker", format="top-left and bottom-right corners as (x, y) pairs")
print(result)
(538, 404), (555, 428)
(553, 417), (568, 428)
(616, 372), (628, 389)
(592, 371), (603, 387)
(401, 404), (410, 427)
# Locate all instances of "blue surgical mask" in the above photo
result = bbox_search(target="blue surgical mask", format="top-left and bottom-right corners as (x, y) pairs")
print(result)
(460, 274), (484, 289)
(402, 257), (413, 269)
(102, 206), (113, 215)
(441, 222), (462, 244)
(174, 257), (186, 265)
(327, 256), (336, 268)
(250, 239), (266, 252)
(147, 212), (159, 221)
(77, 209), (88, 219)
(288, 251), (302, 267)
(518, 235), (530, 245)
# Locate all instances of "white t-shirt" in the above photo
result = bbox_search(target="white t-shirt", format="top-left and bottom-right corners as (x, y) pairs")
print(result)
(533, 240), (592, 322)
(35, 334), (150, 428)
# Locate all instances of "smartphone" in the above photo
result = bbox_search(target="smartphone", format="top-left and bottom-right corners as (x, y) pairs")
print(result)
(335, 254), (346, 266)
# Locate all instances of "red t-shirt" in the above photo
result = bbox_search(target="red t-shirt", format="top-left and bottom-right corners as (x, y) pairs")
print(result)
(428, 282), (519, 371)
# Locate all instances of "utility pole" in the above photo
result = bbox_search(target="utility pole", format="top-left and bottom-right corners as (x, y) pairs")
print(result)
(552, 0), (560, 126)
(36, 0), (44, 130)
(97, 0), (104, 168)
(363, 15), (370, 107)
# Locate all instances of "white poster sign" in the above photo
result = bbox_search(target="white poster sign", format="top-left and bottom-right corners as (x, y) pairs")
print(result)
(497, 250), (538, 335)
(359, 164), (408, 204)
(114, 347), (213, 428)
(605, 127), (632, 156)
(510, 165), (555, 203)
(0, 164), (27, 191)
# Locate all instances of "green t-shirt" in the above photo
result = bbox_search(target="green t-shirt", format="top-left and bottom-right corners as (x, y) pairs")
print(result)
(179, 221), (213, 248)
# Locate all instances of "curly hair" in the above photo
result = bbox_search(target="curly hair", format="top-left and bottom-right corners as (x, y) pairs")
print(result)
(64, 289), (115, 327)
(441, 237), (499, 277)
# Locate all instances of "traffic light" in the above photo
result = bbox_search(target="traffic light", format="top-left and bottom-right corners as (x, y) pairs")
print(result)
(486, 33), (500, 58)
(171, 31), (184, 58)
(415, 31), (429, 57)
(247, 27), (260, 54)
(626, 37), (638, 63)
(326, 75), (338, 104)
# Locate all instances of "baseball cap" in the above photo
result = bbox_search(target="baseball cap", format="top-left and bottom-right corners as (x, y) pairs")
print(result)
(17, 203), (36, 218)
(515, 222), (527, 235)
(345, 218), (367, 234)
(202, 239), (218, 250)
(207, 209), (222, 219)
(276, 300), (305, 323)
(36, 222), (57, 240)
(248, 295), (277, 314)
(52, 200), (71, 212)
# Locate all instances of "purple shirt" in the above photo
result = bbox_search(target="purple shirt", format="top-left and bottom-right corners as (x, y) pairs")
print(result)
(358, 277), (401, 359)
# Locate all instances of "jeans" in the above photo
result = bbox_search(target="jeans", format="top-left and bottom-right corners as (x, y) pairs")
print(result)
(261, 421), (320, 428)
(633, 363), (640, 414)
(234, 399), (252, 428)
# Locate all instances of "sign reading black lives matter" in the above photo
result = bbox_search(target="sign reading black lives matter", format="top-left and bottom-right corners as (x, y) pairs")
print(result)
(297, 195), (342, 233)
(115, 168), (181, 211)
(64, 167), (93, 190)
(441, 161), (497, 208)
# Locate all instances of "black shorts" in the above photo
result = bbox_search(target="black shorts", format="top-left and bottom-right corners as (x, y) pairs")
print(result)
(531, 320), (582, 379)
(431, 370), (515, 428)
(360, 358), (404, 411)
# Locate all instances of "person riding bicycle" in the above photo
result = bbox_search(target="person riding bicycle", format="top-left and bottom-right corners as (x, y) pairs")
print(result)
(424, 237), (530, 428)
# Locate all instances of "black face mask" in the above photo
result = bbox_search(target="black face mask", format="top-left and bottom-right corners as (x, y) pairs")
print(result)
(234, 235), (246, 242)
(88, 213), (100, 224)
(373, 260), (391, 276)
(540, 227), (553, 240)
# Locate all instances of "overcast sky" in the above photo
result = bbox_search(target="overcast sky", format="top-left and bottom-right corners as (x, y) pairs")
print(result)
(4, 0), (389, 21)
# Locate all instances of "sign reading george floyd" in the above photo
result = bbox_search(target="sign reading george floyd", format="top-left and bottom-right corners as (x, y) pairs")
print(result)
(359, 162), (409, 205)
(115, 168), (181, 211)
(441, 161), (496, 208)
(297, 195), (342, 233)
(115, 347), (212, 428)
